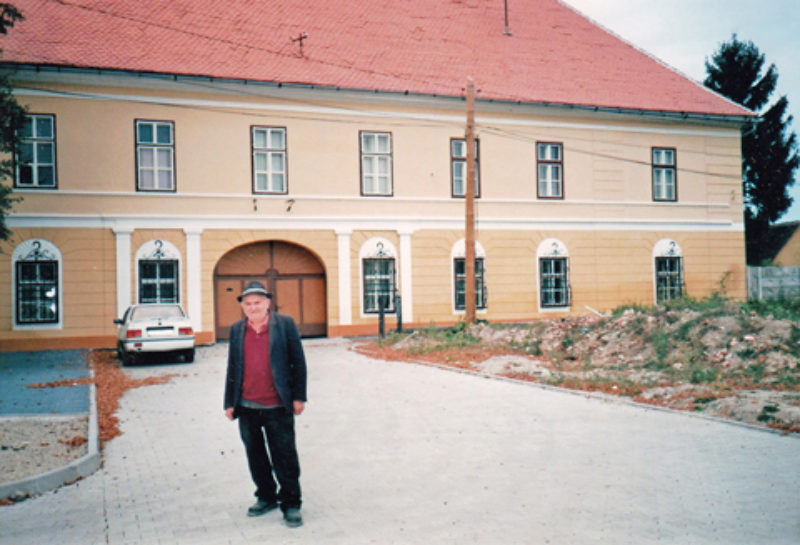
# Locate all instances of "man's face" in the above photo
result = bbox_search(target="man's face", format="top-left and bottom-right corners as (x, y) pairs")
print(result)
(240, 294), (270, 324)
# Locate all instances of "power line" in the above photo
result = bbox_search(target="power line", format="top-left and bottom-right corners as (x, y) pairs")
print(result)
(12, 83), (743, 181)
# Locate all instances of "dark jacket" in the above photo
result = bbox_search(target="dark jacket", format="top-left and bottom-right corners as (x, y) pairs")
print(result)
(224, 312), (308, 417)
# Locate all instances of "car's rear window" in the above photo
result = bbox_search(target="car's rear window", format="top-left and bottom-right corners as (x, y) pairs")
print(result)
(131, 305), (184, 320)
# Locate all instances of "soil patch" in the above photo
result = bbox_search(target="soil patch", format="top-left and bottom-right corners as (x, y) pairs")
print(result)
(355, 305), (800, 434)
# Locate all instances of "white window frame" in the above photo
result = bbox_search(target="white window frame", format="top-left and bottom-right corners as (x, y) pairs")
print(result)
(16, 114), (56, 188)
(252, 126), (287, 194)
(653, 239), (683, 303)
(360, 131), (393, 196)
(537, 142), (563, 198)
(359, 237), (398, 315)
(450, 239), (487, 314)
(451, 138), (480, 198)
(652, 147), (677, 201)
(537, 238), (570, 311)
(135, 240), (182, 304)
(12, 239), (63, 330)
(136, 120), (175, 191)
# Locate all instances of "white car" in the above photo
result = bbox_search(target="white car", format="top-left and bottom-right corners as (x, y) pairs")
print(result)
(114, 304), (195, 365)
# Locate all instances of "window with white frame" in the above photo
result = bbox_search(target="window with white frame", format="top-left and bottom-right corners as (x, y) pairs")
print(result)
(136, 120), (175, 191)
(454, 257), (486, 310)
(537, 238), (570, 308)
(252, 126), (287, 193)
(654, 239), (683, 303)
(537, 142), (563, 198)
(451, 138), (480, 198)
(652, 147), (676, 201)
(451, 239), (487, 312)
(16, 114), (56, 188)
(136, 240), (181, 304)
(360, 131), (392, 196)
(360, 238), (397, 313)
(13, 239), (61, 326)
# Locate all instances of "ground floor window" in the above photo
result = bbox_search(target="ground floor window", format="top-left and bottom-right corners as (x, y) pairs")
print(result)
(454, 257), (486, 310)
(363, 257), (396, 313)
(139, 259), (179, 303)
(16, 260), (59, 324)
(540, 257), (569, 307)
(655, 256), (683, 303)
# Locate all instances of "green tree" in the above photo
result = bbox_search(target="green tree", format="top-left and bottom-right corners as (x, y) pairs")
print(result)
(704, 35), (799, 264)
(0, 3), (26, 242)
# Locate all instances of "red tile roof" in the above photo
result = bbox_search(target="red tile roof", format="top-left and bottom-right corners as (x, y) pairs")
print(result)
(0, 0), (751, 117)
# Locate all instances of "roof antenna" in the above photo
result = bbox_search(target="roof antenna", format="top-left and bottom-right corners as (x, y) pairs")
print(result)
(503, 0), (512, 36)
(291, 32), (308, 57)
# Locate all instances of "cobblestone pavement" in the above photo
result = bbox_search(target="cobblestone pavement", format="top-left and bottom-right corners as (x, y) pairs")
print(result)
(1, 339), (798, 545)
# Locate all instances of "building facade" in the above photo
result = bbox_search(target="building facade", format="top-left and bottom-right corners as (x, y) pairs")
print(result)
(0, 0), (750, 350)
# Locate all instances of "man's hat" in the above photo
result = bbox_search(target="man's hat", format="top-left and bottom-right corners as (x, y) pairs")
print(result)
(237, 281), (272, 302)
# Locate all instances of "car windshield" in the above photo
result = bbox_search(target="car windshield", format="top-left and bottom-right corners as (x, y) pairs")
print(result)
(130, 305), (184, 321)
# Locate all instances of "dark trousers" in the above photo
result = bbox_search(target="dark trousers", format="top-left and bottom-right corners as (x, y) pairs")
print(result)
(237, 406), (302, 510)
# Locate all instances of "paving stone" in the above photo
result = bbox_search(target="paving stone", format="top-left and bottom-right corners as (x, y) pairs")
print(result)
(1, 339), (798, 544)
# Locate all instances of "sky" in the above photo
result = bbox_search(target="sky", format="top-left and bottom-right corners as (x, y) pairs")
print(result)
(562, 0), (800, 223)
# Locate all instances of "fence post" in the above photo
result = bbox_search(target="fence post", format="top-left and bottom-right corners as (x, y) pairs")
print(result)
(378, 298), (385, 338)
(395, 295), (403, 333)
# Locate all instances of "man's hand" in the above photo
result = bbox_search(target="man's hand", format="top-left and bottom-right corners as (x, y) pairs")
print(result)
(225, 407), (234, 421)
(293, 401), (305, 415)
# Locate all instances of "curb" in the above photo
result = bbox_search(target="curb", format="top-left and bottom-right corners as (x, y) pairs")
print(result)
(366, 350), (800, 440)
(0, 378), (101, 501)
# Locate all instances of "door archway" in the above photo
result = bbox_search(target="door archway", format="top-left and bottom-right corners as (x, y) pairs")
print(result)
(214, 241), (327, 339)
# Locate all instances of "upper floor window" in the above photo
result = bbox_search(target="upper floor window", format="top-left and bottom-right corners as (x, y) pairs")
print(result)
(12, 239), (62, 327)
(654, 239), (683, 303)
(136, 240), (181, 304)
(652, 147), (676, 201)
(252, 126), (287, 194)
(537, 238), (570, 309)
(136, 120), (175, 191)
(16, 114), (56, 188)
(537, 142), (563, 199)
(451, 138), (480, 198)
(360, 238), (397, 314)
(360, 131), (392, 196)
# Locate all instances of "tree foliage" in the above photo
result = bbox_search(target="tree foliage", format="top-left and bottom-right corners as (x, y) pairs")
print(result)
(0, 3), (25, 241)
(704, 35), (800, 264)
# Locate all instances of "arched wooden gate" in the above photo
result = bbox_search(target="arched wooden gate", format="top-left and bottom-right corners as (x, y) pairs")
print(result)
(214, 241), (327, 339)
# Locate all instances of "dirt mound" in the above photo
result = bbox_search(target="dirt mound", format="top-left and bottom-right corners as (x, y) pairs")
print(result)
(357, 305), (800, 434)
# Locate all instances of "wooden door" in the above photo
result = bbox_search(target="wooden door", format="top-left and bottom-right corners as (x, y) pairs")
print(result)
(214, 242), (326, 339)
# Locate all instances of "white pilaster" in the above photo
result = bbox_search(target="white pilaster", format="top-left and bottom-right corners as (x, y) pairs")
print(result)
(113, 227), (133, 318)
(398, 228), (414, 322)
(184, 227), (203, 331)
(336, 229), (352, 325)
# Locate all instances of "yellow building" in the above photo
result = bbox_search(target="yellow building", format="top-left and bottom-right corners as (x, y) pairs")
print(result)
(0, 0), (751, 350)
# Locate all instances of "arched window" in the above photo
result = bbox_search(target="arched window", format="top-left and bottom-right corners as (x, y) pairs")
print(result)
(653, 239), (683, 303)
(360, 237), (397, 314)
(451, 239), (487, 312)
(537, 238), (570, 309)
(12, 239), (62, 327)
(136, 239), (181, 304)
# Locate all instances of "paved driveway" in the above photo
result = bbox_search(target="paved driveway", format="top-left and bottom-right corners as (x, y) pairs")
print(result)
(1, 339), (798, 544)
(0, 350), (89, 415)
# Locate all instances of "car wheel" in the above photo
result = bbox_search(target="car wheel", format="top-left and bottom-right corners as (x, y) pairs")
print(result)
(182, 348), (195, 363)
(122, 350), (137, 367)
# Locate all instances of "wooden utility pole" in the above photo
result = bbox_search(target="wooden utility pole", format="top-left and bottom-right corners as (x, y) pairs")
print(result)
(464, 78), (476, 325)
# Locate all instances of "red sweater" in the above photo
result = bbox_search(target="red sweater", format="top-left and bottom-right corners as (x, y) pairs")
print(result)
(241, 320), (281, 407)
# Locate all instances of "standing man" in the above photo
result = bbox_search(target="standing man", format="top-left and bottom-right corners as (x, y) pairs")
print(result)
(224, 281), (308, 528)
